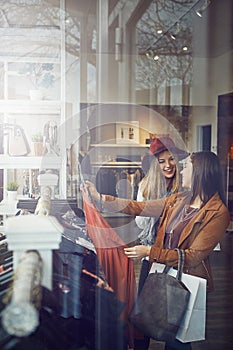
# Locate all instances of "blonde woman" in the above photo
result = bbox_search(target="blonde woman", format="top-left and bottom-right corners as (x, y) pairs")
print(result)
(134, 136), (188, 349)
(135, 136), (187, 247)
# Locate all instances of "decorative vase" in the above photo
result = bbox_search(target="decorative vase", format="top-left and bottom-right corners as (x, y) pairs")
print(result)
(32, 142), (45, 156)
(7, 191), (18, 201)
(29, 89), (43, 101)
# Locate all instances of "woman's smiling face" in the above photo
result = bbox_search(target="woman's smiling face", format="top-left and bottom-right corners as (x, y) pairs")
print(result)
(157, 150), (176, 179)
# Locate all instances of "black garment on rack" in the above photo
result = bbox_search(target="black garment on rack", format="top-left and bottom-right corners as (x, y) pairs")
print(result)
(0, 206), (127, 350)
(53, 211), (127, 350)
(96, 168), (117, 196)
(52, 233), (127, 350)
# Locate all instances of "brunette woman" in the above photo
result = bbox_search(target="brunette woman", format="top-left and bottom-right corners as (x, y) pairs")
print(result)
(85, 151), (230, 350)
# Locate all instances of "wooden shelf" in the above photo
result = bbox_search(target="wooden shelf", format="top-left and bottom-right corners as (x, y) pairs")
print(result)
(90, 143), (149, 148)
(92, 161), (141, 168)
(0, 100), (61, 114)
(0, 155), (62, 169)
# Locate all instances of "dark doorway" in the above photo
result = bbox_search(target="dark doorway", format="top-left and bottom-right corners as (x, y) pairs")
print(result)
(217, 92), (233, 224)
(197, 124), (211, 151)
(202, 125), (211, 151)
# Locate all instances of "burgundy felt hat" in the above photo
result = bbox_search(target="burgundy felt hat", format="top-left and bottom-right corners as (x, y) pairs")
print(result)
(149, 136), (189, 160)
(142, 136), (188, 174)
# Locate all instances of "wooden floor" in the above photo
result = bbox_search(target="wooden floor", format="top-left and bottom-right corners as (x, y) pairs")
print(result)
(134, 231), (233, 350)
(192, 230), (233, 350)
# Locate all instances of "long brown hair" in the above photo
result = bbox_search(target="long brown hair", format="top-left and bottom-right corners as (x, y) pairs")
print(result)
(190, 151), (226, 204)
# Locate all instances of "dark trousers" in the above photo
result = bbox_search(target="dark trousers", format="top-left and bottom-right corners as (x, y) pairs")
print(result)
(137, 259), (150, 295)
(165, 340), (192, 350)
(134, 259), (150, 350)
(134, 337), (192, 350)
(134, 337), (150, 350)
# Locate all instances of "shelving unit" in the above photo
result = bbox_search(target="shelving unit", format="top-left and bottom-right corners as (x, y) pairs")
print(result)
(89, 143), (149, 164)
(0, 93), (64, 200)
(90, 143), (149, 148)
(0, 100), (61, 114)
(92, 161), (142, 168)
(87, 138), (147, 208)
(0, 1), (68, 212)
(0, 155), (62, 169)
(90, 143), (148, 169)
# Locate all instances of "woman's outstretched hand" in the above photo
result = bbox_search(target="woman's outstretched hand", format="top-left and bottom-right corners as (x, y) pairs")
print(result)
(84, 181), (100, 202)
(124, 245), (151, 260)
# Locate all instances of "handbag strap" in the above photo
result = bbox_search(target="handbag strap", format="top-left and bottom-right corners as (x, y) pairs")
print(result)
(175, 248), (185, 281)
(162, 248), (185, 281)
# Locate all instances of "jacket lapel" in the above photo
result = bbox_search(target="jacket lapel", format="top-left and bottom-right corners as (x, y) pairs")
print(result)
(178, 193), (221, 246)
(155, 192), (222, 248)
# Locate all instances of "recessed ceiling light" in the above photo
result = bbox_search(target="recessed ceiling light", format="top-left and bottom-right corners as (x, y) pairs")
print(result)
(145, 50), (153, 58)
(195, 0), (211, 18)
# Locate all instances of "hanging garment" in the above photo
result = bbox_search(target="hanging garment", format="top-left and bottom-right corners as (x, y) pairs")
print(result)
(96, 168), (117, 196)
(116, 170), (132, 198)
(82, 189), (137, 348)
(43, 120), (59, 155)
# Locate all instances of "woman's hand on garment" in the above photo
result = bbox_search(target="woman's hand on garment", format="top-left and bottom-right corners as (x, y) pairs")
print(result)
(84, 181), (100, 201)
(124, 245), (151, 259)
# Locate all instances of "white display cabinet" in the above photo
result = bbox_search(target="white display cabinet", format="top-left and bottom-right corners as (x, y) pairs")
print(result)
(0, 1), (68, 204)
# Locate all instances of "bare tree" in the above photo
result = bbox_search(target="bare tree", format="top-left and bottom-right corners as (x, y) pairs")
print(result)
(135, 0), (195, 89)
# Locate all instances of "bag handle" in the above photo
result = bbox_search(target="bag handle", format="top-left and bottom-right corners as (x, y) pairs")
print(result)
(175, 248), (185, 281)
(163, 248), (185, 281)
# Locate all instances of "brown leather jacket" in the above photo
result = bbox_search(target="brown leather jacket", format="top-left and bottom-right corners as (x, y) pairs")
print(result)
(104, 192), (230, 291)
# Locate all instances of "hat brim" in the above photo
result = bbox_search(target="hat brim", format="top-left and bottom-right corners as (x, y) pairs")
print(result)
(150, 146), (189, 160)
(142, 146), (189, 173)
(166, 147), (189, 160)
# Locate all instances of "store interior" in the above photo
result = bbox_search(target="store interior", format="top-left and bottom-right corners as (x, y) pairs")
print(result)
(0, 0), (232, 349)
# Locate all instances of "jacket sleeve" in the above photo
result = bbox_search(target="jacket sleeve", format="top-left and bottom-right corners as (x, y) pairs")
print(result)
(103, 194), (165, 220)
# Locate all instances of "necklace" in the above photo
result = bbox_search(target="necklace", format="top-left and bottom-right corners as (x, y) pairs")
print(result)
(167, 205), (198, 232)
(165, 201), (200, 249)
(181, 205), (199, 222)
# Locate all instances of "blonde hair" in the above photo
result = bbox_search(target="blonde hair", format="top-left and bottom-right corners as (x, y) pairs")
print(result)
(140, 155), (180, 199)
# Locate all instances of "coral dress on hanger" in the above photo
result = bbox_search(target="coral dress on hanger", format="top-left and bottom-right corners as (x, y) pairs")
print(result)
(82, 189), (137, 347)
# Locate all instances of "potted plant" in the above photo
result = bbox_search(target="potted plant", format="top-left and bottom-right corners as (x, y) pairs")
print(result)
(31, 132), (45, 156)
(19, 63), (55, 100)
(7, 181), (19, 201)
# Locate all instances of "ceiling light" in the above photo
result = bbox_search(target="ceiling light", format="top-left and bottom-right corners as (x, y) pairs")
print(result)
(153, 54), (159, 61)
(169, 22), (180, 40)
(195, 0), (211, 17)
(195, 9), (203, 17)
(145, 50), (153, 58)
(157, 29), (163, 34)
(182, 46), (188, 51)
(170, 33), (176, 40)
